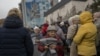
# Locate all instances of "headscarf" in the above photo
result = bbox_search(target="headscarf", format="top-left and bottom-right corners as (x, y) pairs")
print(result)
(68, 15), (80, 25)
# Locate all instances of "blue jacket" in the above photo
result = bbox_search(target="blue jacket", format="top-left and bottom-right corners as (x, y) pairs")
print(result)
(0, 15), (33, 56)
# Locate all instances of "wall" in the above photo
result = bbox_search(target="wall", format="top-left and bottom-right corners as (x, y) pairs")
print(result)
(44, 0), (93, 24)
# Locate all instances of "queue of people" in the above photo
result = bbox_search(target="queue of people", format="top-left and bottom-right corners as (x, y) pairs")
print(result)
(0, 8), (100, 56)
(32, 11), (100, 56)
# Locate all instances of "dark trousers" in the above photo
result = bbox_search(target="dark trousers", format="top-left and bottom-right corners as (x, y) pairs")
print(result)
(97, 46), (100, 56)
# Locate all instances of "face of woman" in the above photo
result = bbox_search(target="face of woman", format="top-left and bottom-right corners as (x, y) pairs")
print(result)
(73, 19), (80, 24)
(47, 31), (56, 37)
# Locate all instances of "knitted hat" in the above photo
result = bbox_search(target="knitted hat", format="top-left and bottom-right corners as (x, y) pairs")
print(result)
(68, 15), (79, 25)
(47, 25), (57, 32)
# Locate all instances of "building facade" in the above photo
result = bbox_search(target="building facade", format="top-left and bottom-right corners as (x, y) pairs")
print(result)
(44, 0), (93, 24)
(49, 0), (59, 6)
(21, 0), (51, 28)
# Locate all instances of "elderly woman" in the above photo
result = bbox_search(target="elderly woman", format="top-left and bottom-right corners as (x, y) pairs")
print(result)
(94, 12), (100, 29)
(67, 15), (80, 56)
(0, 8), (33, 56)
(93, 12), (100, 56)
(94, 12), (100, 46)
(38, 25), (64, 56)
(73, 11), (97, 56)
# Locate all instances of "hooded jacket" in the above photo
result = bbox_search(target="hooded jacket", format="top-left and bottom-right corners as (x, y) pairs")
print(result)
(0, 15), (33, 56)
(73, 11), (97, 55)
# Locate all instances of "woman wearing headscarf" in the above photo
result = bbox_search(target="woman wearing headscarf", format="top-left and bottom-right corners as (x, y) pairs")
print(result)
(73, 11), (97, 56)
(38, 25), (64, 56)
(93, 12), (100, 56)
(0, 8), (33, 56)
(94, 12), (100, 29)
(67, 15), (80, 56)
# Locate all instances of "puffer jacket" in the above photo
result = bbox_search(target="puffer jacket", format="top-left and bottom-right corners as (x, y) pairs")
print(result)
(73, 11), (97, 56)
(0, 15), (34, 56)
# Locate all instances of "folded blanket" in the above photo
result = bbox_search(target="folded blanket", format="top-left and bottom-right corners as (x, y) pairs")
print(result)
(39, 38), (58, 46)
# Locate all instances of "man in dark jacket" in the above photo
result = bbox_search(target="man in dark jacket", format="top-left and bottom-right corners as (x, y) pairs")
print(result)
(0, 8), (34, 56)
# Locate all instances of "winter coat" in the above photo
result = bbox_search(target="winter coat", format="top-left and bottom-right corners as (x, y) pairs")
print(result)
(67, 15), (80, 56)
(38, 35), (64, 56)
(94, 12), (100, 56)
(41, 23), (49, 36)
(31, 33), (43, 56)
(94, 18), (100, 47)
(67, 25), (79, 40)
(94, 18), (100, 30)
(73, 11), (97, 56)
(0, 15), (34, 56)
(60, 24), (68, 34)
(56, 25), (65, 40)
(67, 24), (79, 56)
(31, 33), (43, 40)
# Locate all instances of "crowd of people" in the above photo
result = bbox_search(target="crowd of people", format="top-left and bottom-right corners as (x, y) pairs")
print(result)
(0, 8), (100, 56)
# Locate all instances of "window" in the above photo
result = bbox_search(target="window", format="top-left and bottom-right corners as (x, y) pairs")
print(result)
(43, 7), (45, 10)
(42, 2), (45, 4)
(46, 4), (50, 7)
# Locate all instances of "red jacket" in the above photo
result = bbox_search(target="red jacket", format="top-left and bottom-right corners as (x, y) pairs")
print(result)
(38, 35), (64, 56)
(41, 23), (49, 36)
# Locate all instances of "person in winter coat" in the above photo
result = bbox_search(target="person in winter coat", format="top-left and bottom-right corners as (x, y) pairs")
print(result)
(41, 23), (49, 36)
(0, 8), (34, 56)
(31, 26), (43, 43)
(38, 25), (64, 56)
(59, 21), (69, 54)
(54, 22), (65, 41)
(93, 12), (100, 56)
(73, 11), (97, 56)
(31, 26), (43, 56)
(67, 15), (80, 56)
(60, 21), (69, 36)
(94, 12), (100, 44)
(94, 12), (100, 29)
(51, 22), (65, 48)
(51, 22), (65, 40)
